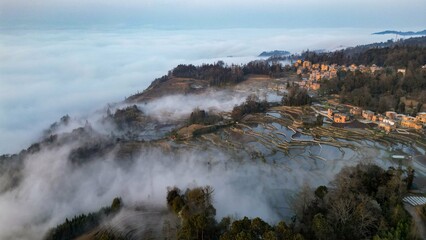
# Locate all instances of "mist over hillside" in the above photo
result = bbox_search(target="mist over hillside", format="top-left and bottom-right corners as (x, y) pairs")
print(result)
(1, 42), (425, 238)
(1, 9), (425, 237)
(0, 27), (394, 154)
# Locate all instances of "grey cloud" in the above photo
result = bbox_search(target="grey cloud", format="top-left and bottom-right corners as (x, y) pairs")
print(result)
(138, 91), (249, 122)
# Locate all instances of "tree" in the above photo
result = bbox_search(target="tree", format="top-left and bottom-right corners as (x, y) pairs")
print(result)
(406, 166), (415, 190)
(231, 95), (269, 121)
(251, 217), (272, 238)
(282, 86), (312, 106)
(314, 186), (328, 200)
(312, 213), (332, 240)
(188, 108), (222, 125)
(327, 196), (356, 238)
(111, 197), (122, 212)
(377, 96), (390, 113)
(398, 101), (406, 113)
(168, 186), (218, 240)
(167, 187), (185, 214)
(165, 163), (415, 240)
(292, 183), (314, 220)
(352, 196), (380, 238)
(45, 197), (123, 240)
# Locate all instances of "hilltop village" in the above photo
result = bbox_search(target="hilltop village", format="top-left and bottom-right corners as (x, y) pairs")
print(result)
(294, 60), (386, 91)
(284, 59), (426, 133)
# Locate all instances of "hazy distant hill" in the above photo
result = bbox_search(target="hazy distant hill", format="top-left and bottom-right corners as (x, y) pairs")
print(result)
(300, 36), (426, 67)
(258, 50), (290, 57)
(373, 29), (426, 36)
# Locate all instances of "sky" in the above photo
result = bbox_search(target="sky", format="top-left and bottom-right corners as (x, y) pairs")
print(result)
(1, 0), (425, 29)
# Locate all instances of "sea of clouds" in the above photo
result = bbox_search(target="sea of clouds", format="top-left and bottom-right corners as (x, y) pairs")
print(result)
(0, 27), (392, 154)
(0, 26), (403, 239)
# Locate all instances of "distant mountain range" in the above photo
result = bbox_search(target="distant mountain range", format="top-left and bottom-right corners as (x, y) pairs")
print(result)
(258, 50), (290, 57)
(373, 30), (426, 36)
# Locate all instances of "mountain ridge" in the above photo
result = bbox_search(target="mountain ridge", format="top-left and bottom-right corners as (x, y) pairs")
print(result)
(373, 29), (426, 36)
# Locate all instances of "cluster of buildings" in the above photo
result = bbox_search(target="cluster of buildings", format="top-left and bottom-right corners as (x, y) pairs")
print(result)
(291, 60), (426, 133)
(327, 109), (350, 123)
(327, 106), (426, 132)
(294, 60), (385, 91)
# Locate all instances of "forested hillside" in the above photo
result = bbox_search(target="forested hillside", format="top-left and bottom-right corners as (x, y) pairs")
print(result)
(46, 164), (417, 240)
(301, 36), (426, 67)
(313, 37), (426, 113)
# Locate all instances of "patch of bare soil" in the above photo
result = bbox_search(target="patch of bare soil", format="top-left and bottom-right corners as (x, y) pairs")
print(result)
(177, 124), (205, 139)
(127, 77), (209, 102)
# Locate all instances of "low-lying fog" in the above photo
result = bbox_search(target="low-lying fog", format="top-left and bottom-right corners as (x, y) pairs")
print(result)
(0, 27), (397, 239)
(0, 91), (380, 239)
(0, 119), (334, 239)
(0, 27), (394, 154)
(138, 91), (250, 122)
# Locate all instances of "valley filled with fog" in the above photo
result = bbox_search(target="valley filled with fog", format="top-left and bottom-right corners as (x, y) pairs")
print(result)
(0, 27), (392, 154)
(1, 26), (425, 240)
(1, 77), (425, 239)
(2, 0), (426, 237)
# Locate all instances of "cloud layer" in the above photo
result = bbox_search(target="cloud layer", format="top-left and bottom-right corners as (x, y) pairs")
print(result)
(0, 132), (346, 239)
(0, 27), (395, 154)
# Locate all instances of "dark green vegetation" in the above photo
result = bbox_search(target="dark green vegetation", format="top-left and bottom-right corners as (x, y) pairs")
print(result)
(242, 60), (290, 78)
(301, 36), (426, 67)
(44, 197), (122, 240)
(282, 85), (312, 106)
(39, 163), (419, 240)
(65, 127), (116, 165)
(43, 115), (71, 137)
(320, 66), (426, 114)
(312, 38), (426, 113)
(294, 165), (414, 240)
(373, 30), (426, 36)
(259, 50), (291, 57)
(110, 105), (147, 131)
(125, 60), (291, 103)
(219, 217), (303, 240)
(165, 186), (304, 240)
(163, 163), (416, 240)
(173, 59), (290, 80)
(189, 109), (223, 126)
(172, 62), (244, 86)
(231, 95), (269, 121)
(166, 186), (218, 240)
